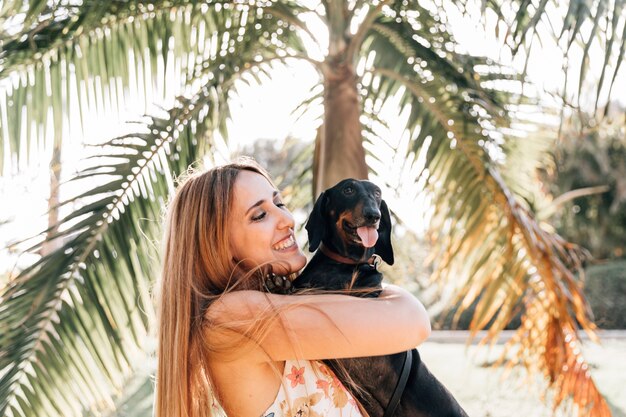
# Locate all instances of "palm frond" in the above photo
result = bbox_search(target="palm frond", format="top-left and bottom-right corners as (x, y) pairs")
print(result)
(358, 4), (610, 416)
(0, 0), (306, 72)
(460, 0), (626, 112)
(0, 0), (309, 173)
(0, 87), (213, 416)
(425, 105), (609, 417)
(498, 104), (558, 208)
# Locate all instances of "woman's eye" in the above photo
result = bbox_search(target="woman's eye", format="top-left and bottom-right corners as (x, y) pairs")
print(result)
(251, 211), (267, 222)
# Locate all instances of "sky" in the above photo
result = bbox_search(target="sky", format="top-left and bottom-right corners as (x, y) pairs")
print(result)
(1, 2), (625, 275)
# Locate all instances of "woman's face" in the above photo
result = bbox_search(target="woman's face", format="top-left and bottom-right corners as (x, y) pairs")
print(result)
(228, 170), (307, 276)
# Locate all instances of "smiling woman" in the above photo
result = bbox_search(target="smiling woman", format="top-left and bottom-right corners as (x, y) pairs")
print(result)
(155, 156), (431, 417)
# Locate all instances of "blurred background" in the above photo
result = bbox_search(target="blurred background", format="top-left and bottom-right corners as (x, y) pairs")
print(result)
(1, 1), (625, 416)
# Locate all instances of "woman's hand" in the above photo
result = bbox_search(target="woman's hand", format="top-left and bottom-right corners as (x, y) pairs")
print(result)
(206, 284), (431, 364)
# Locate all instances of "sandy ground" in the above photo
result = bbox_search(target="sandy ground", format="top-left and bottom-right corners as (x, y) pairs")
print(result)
(419, 337), (626, 417)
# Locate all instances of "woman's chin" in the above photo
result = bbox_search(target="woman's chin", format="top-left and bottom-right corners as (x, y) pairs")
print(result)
(293, 253), (307, 272)
(273, 253), (307, 275)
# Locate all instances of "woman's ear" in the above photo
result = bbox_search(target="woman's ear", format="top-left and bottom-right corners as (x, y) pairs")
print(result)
(375, 199), (394, 265)
(305, 191), (327, 252)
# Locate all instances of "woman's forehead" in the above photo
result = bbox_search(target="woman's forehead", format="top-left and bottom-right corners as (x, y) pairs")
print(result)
(233, 171), (276, 207)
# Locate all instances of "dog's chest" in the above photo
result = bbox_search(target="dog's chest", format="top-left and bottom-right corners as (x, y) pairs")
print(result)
(293, 253), (383, 295)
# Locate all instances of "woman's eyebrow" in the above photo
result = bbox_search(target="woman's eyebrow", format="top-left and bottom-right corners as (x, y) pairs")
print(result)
(245, 190), (279, 215)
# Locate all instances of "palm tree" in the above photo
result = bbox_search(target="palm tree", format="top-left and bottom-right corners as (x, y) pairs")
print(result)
(1, 1), (623, 416)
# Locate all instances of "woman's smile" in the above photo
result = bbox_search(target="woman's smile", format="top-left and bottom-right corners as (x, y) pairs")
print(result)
(273, 234), (297, 252)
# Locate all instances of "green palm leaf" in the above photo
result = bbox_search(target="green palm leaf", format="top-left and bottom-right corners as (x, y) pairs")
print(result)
(0, 0), (309, 172)
(0, 90), (207, 417)
(472, 0), (626, 112)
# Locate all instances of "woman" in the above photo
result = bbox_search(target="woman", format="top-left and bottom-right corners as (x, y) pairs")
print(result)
(155, 157), (431, 417)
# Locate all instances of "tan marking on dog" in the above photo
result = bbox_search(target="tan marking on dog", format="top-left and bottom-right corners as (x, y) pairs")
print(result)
(336, 211), (355, 253)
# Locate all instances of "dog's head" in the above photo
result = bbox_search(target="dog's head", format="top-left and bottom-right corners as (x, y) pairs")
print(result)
(305, 178), (394, 265)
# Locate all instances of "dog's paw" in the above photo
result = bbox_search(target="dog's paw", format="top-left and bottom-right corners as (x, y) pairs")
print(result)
(263, 273), (295, 295)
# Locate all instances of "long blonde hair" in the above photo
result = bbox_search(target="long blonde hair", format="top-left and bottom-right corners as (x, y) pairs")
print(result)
(155, 157), (275, 417)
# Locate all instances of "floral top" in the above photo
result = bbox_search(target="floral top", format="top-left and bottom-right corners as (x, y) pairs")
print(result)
(261, 359), (363, 417)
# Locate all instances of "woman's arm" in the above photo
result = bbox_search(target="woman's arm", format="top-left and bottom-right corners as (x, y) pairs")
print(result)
(206, 284), (431, 363)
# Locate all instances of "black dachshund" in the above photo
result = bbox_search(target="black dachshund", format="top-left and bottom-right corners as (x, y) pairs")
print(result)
(292, 178), (468, 417)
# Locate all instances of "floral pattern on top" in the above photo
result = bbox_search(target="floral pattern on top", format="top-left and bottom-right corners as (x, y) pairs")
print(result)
(262, 360), (363, 417)
(286, 365), (306, 387)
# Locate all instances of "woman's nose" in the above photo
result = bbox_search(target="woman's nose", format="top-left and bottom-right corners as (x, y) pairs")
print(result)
(277, 207), (295, 229)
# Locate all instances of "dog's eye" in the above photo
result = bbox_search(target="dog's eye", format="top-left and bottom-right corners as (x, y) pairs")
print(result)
(343, 186), (355, 195)
(374, 189), (381, 198)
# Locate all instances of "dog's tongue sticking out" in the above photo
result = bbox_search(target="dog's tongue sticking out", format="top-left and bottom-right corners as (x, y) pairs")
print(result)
(357, 226), (378, 248)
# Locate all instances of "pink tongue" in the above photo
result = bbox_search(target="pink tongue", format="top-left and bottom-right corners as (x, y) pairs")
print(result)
(356, 226), (378, 248)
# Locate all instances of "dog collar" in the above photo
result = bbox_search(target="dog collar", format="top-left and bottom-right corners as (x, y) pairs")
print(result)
(319, 243), (381, 269)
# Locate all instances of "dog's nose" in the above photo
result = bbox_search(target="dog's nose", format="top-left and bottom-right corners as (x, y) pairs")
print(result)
(363, 209), (381, 224)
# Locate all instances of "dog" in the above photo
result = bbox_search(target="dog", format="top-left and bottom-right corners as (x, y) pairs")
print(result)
(292, 178), (468, 417)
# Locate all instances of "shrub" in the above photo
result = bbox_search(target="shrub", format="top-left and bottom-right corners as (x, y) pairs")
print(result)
(584, 260), (626, 329)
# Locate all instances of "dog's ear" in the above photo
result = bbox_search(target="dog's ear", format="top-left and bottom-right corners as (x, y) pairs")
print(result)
(375, 199), (394, 265)
(305, 190), (328, 252)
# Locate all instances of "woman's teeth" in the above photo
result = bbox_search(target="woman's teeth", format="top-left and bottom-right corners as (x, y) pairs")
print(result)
(274, 235), (296, 251)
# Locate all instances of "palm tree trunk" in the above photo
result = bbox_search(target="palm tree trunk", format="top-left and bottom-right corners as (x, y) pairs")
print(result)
(315, 60), (368, 195)
(312, 2), (369, 195)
